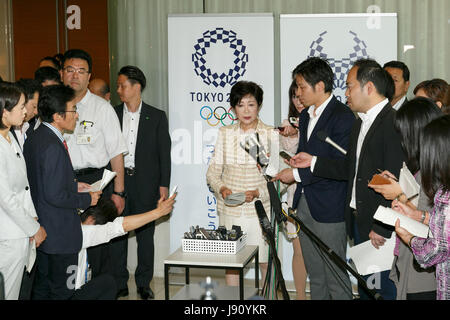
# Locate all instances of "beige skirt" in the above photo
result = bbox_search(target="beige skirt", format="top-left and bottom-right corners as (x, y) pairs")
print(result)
(219, 213), (269, 263)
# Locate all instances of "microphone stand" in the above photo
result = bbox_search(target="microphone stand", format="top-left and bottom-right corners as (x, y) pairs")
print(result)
(285, 210), (383, 300)
(257, 208), (290, 300)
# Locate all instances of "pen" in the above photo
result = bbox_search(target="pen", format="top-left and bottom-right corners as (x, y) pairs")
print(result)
(407, 193), (419, 201)
(377, 169), (398, 182)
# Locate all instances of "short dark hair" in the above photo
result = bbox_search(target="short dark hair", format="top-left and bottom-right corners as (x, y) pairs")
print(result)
(62, 49), (92, 73)
(15, 78), (41, 101)
(230, 80), (263, 108)
(288, 80), (300, 119)
(383, 60), (410, 82)
(353, 59), (392, 98)
(414, 79), (449, 112)
(34, 67), (61, 85)
(118, 65), (147, 91)
(420, 114), (450, 201)
(394, 97), (442, 174)
(40, 56), (61, 70)
(0, 82), (24, 129)
(38, 85), (75, 123)
(80, 198), (118, 225)
(99, 82), (110, 96)
(292, 57), (334, 93)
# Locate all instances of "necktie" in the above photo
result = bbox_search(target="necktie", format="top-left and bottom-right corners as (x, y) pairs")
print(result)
(63, 140), (72, 163)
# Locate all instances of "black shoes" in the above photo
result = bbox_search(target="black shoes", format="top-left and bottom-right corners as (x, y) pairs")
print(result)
(116, 288), (129, 299)
(137, 287), (155, 300)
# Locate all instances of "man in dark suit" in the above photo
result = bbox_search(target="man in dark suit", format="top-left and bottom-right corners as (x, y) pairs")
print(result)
(109, 65), (171, 300)
(290, 59), (405, 300)
(274, 57), (355, 299)
(24, 85), (101, 300)
(383, 61), (410, 111)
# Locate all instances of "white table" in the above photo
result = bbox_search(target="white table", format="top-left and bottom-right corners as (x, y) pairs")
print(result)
(164, 245), (259, 300)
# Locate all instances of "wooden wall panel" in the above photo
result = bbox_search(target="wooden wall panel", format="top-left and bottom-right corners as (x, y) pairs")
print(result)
(12, 0), (109, 82)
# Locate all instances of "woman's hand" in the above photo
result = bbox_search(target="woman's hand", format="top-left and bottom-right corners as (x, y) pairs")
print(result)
(33, 226), (47, 248)
(244, 189), (259, 202)
(395, 219), (415, 246)
(156, 194), (176, 218)
(392, 200), (423, 223)
(220, 186), (232, 200)
(368, 170), (403, 200)
(277, 125), (298, 137)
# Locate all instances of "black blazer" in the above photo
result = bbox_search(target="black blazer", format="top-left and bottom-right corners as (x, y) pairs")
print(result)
(114, 102), (171, 211)
(314, 102), (405, 241)
(292, 96), (355, 223)
(23, 124), (91, 254)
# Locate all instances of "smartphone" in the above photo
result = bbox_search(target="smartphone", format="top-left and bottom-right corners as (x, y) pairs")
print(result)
(289, 117), (299, 126)
(279, 151), (292, 161)
(277, 126), (285, 132)
(169, 185), (178, 198)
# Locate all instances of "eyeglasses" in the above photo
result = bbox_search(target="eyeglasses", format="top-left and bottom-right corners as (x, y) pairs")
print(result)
(65, 107), (77, 113)
(63, 67), (89, 75)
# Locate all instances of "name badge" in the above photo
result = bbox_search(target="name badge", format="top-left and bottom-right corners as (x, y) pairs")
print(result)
(77, 134), (93, 145)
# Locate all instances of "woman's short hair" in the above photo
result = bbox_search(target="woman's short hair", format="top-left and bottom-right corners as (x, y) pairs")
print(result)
(420, 114), (450, 201)
(414, 79), (449, 114)
(229, 80), (263, 108)
(80, 198), (118, 225)
(394, 97), (442, 174)
(0, 82), (24, 129)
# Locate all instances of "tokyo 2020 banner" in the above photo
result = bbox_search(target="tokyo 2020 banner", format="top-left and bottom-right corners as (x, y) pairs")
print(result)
(280, 13), (397, 120)
(168, 14), (274, 253)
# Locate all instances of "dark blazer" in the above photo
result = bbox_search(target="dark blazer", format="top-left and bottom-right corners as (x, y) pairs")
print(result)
(292, 96), (355, 223)
(114, 102), (171, 211)
(23, 124), (91, 254)
(314, 102), (405, 241)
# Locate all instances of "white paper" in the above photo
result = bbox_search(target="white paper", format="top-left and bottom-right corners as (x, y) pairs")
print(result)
(88, 169), (117, 192)
(348, 232), (396, 276)
(399, 162), (420, 207)
(373, 206), (430, 238)
(26, 239), (36, 273)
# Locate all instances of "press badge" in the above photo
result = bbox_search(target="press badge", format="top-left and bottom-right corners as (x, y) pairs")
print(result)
(77, 134), (93, 145)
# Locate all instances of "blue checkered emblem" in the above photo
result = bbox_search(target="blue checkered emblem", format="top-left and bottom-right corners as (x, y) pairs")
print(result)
(192, 28), (248, 88)
(308, 31), (369, 89)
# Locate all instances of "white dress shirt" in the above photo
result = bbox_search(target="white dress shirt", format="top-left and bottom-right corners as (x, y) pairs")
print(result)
(392, 95), (407, 111)
(13, 122), (30, 151)
(293, 94), (333, 183)
(122, 102), (142, 168)
(64, 90), (128, 170)
(75, 217), (126, 289)
(349, 99), (389, 209)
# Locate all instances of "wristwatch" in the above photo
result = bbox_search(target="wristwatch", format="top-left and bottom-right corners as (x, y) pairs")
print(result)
(112, 191), (127, 198)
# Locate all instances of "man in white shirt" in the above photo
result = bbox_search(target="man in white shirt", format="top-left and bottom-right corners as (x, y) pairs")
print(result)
(274, 57), (355, 300)
(61, 49), (128, 282)
(383, 61), (410, 111)
(110, 65), (172, 300)
(289, 59), (405, 300)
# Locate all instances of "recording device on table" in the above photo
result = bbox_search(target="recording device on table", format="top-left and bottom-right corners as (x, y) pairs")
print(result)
(316, 130), (347, 155)
(183, 225), (243, 241)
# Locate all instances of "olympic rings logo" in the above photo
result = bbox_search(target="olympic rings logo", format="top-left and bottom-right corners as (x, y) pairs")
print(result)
(200, 106), (237, 127)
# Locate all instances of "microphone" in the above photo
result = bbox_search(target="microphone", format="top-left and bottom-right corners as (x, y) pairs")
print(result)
(267, 182), (286, 224)
(254, 200), (271, 232)
(316, 130), (347, 155)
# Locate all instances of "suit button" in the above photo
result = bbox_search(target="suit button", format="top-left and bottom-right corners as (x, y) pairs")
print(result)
(25, 186), (29, 190)
(357, 177), (362, 182)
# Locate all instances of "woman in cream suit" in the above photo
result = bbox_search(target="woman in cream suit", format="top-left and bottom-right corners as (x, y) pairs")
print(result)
(207, 81), (275, 286)
(0, 83), (46, 300)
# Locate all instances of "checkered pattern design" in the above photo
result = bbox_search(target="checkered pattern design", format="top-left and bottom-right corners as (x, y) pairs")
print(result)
(308, 30), (369, 89)
(192, 28), (248, 88)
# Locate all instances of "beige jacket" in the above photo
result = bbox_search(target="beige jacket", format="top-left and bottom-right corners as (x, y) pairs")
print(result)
(206, 119), (275, 217)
